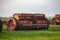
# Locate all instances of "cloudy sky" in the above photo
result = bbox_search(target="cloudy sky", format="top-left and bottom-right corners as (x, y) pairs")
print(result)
(0, 0), (60, 17)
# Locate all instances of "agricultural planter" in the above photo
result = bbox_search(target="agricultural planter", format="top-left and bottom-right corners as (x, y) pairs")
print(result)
(7, 13), (49, 30)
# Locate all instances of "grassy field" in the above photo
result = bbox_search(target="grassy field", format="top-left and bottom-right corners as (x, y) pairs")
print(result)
(0, 25), (60, 40)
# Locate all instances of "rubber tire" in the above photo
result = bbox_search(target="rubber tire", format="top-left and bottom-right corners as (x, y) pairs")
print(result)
(7, 18), (19, 31)
(44, 18), (49, 29)
(0, 19), (3, 32)
(51, 18), (56, 25)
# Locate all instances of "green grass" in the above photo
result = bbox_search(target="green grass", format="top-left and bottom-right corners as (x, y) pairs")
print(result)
(0, 25), (60, 40)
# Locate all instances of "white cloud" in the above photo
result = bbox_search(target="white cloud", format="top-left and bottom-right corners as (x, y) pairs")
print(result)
(0, 0), (60, 17)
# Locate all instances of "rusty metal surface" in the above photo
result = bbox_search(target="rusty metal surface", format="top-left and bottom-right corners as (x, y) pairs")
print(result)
(55, 14), (60, 20)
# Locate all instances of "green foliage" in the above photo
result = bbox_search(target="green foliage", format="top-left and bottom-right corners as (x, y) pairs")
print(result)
(1, 18), (9, 21)
(0, 25), (60, 40)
